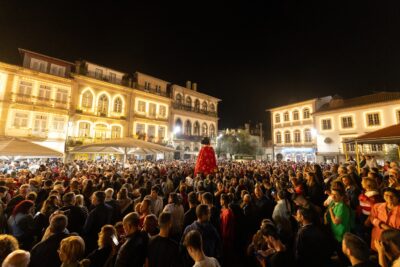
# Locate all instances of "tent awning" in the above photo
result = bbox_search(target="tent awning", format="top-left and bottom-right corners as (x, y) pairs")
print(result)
(343, 124), (400, 145)
(0, 137), (64, 157)
(70, 138), (175, 154)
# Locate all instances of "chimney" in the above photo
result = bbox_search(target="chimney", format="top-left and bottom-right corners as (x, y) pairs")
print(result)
(186, 81), (191, 89)
(192, 83), (197, 91)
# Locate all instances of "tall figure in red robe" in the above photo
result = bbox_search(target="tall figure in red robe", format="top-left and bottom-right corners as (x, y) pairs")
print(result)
(194, 137), (217, 176)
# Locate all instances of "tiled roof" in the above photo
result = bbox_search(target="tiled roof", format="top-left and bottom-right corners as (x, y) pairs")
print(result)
(344, 124), (400, 144)
(315, 92), (400, 113)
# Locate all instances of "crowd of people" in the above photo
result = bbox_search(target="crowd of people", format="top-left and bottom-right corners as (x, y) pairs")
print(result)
(0, 157), (399, 267)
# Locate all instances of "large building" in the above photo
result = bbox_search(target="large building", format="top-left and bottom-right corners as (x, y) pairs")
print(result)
(268, 97), (332, 162)
(0, 49), (220, 160)
(314, 93), (400, 163)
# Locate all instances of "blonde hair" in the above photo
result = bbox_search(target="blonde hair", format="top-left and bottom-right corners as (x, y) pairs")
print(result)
(0, 235), (19, 264)
(59, 236), (85, 264)
(362, 177), (378, 191)
(98, 225), (117, 248)
(75, 194), (85, 207)
(2, 249), (30, 267)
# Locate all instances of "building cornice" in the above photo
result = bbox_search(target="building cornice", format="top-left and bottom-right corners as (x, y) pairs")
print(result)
(266, 98), (317, 112)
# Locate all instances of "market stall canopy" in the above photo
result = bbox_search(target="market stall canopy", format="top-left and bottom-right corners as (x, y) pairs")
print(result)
(343, 124), (400, 145)
(70, 138), (175, 154)
(0, 137), (64, 157)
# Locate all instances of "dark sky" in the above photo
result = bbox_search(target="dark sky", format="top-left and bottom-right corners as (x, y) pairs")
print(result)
(1, 1), (400, 139)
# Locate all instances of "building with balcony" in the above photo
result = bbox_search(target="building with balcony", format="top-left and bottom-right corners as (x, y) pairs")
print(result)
(0, 49), (73, 153)
(171, 81), (220, 159)
(313, 92), (400, 163)
(268, 97), (332, 162)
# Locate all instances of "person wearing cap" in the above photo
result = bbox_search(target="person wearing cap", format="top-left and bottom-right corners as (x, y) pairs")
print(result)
(370, 187), (400, 251)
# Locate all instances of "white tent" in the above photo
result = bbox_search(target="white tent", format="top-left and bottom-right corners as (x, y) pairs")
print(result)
(0, 137), (64, 158)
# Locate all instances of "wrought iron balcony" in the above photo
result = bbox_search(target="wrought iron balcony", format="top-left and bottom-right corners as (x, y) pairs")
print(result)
(172, 102), (218, 117)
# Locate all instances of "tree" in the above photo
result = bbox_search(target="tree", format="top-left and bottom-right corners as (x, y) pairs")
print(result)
(217, 130), (256, 157)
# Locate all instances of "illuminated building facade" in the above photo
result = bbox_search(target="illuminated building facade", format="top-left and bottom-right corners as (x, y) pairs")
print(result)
(171, 81), (220, 159)
(313, 93), (400, 163)
(0, 49), (73, 153)
(268, 97), (332, 162)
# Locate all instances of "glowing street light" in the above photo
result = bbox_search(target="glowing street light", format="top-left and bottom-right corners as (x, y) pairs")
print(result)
(173, 126), (181, 134)
(311, 128), (317, 138)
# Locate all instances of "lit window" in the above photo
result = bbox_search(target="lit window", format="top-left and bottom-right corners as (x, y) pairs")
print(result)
(138, 101), (146, 112)
(284, 112), (289, 122)
(185, 120), (192, 135)
(82, 91), (93, 108)
(210, 103), (215, 112)
(14, 112), (29, 128)
(209, 124), (215, 137)
(111, 126), (121, 138)
(50, 64), (65, 76)
(34, 115), (48, 133)
(149, 103), (156, 117)
(56, 88), (68, 103)
(114, 97), (122, 113)
(275, 114), (281, 123)
(371, 144), (383, 152)
(186, 96), (192, 106)
(78, 122), (91, 137)
(98, 95), (109, 114)
(322, 119), (332, 130)
(294, 130), (301, 143)
(53, 117), (65, 131)
(195, 99), (200, 111)
(284, 131), (291, 143)
(159, 106), (166, 117)
(303, 108), (310, 119)
(202, 101), (208, 111)
(136, 123), (145, 135)
(193, 121), (200, 135)
(304, 129), (312, 143)
(18, 81), (32, 95)
(158, 126), (166, 139)
(147, 125), (156, 139)
(366, 113), (380, 126)
(38, 85), (51, 100)
(176, 94), (182, 104)
(341, 116), (353, 129)
(276, 132), (282, 144)
(202, 123), (208, 136)
(293, 110), (299, 121)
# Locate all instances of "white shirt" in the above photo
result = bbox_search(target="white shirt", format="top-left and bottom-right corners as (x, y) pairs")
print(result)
(193, 256), (221, 267)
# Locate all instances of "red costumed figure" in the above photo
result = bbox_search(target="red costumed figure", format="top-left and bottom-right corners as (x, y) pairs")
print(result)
(194, 137), (217, 176)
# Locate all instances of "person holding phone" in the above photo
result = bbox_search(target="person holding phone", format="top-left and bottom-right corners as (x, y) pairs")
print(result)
(374, 229), (400, 267)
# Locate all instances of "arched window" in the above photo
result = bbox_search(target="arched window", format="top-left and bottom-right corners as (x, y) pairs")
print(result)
(275, 113), (281, 123)
(209, 124), (215, 138)
(98, 94), (109, 114)
(111, 125), (122, 138)
(185, 120), (192, 135)
(284, 112), (289, 122)
(78, 122), (91, 137)
(175, 118), (182, 133)
(294, 130), (301, 143)
(193, 121), (200, 136)
(276, 131), (282, 144)
(210, 103), (215, 112)
(81, 91), (93, 108)
(284, 131), (291, 143)
(303, 108), (310, 119)
(304, 129), (312, 143)
(202, 101), (208, 111)
(293, 110), (299, 120)
(202, 123), (208, 136)
(186, 96), (192, 107)
(113, 97), (122, 113)
(194, 99), (200, 111)
(176, 93), (182, 104)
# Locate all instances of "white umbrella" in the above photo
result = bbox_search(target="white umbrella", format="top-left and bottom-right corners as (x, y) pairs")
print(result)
(0, 137), (63, 158)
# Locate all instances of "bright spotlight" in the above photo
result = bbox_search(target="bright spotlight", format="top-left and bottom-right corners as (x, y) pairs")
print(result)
(311, 128), (317, 137)
(173, 126), (181, 134)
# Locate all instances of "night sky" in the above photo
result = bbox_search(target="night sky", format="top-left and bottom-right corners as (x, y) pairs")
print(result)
(1, 1), (400, 139)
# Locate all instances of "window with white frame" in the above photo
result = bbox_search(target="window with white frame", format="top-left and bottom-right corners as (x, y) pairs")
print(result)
(158, 126), (165, 139)
(52, 117), (65, 131)
(136, 123), (145, 135)
(78, 122), (91, 137)
(38, 85), (51, 100)
(304, 129), (312, 143)
(276, 131), (282, 144)
(34, 115), (48, 133)
(293, 110), (299, 121)
(371, 144), (383, 152)
(149, 103), (156, 117)
(147, 125), (156, 138)
(284, 112), (289, 122)
(82, 91), (93, 108)
(138, 101), (146, 112)
(294, 130), (301, 143)
(366, 113), (380, 126)
(18, 81), (33, 95)
(275, 114), (281, 123)
(114, 97), (122, 113)
(303, 108), (310, 119)
(50, 64), (65, 76)
(321, 119), (332, 130)
(341, 116), (353, 129)
(111, 125), (121, 138)
(159, 106), (166, 117)
(144, 81), (151, 90)
(56, 88), (68, 103)
(284, 131), (291, 143)
(97, 95), (109, 114)
(30, 58), (47, 72)
(14, 112), (29, 128)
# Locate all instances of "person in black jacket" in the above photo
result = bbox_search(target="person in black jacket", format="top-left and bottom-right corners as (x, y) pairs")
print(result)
(59, 192), (87, 235)
(184, 192), (198, 229)
(83, 191), (113, 254)
(114, 212), (148, 267)
(29, 214), (70, 267)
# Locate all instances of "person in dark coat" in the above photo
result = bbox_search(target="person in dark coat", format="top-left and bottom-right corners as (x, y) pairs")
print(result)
(29, 214), (70, 267)
(184, 192), (198, 229)
(87, 224), (118, 267)
(114, 212), (148, 267)
(59, 192), (87, 235)
(83, 191), (113, 253)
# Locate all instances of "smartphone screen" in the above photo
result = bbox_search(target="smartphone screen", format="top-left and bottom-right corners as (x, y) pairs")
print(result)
(112, 235), (119, 246)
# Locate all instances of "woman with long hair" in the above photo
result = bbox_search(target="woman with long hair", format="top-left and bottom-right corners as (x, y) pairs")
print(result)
(33, 195), (60, 239)
(58, 236), (88, 267)
(7, 200), (35, 250)
(163, 192), (184, 239)
(341, 174), (361, 210)
(304, 172), (324, 207)
(87, 225), (118, 267)
(117, 188), (133, 218)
